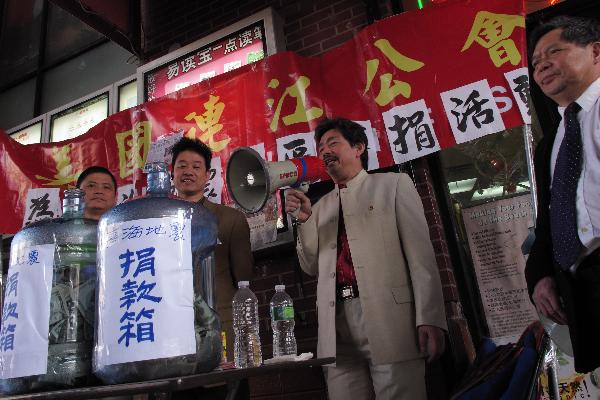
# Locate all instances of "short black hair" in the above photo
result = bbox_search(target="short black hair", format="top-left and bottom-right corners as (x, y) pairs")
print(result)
(170, 137), (212, 172)
(530, 16), (600, 56)
(76, 166), (117, 193)
(314, 118), (369, 170)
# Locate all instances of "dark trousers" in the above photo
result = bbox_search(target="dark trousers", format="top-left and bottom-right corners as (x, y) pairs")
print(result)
(557, 253), (600, 373)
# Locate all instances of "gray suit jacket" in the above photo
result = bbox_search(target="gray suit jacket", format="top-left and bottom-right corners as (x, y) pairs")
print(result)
(297, 170), (447, 365)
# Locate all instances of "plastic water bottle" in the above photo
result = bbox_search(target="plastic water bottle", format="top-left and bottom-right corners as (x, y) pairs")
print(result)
(232, 281), (262, 368)
(270, 285), (297, 357)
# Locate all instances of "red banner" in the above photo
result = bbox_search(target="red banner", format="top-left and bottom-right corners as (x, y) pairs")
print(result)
(0, 0), (527, 234)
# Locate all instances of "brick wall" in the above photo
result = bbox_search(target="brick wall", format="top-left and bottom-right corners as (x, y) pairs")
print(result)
(142, 0), (374, 61)
(411, 157), (476, 381)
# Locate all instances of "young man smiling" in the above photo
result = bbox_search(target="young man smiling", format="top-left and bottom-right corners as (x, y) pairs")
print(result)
(170, 137), (253, 399)
(170, 137), (253, 362)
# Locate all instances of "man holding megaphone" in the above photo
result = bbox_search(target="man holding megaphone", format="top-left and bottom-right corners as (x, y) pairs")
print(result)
(285, 118), (447, 400)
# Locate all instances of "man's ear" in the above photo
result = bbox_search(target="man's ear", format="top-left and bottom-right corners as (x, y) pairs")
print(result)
(592, 41), (600, 64)
(355, 142), (366, 158)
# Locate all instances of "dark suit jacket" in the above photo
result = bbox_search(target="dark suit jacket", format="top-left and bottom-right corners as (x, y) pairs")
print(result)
(202, 199), (254, 359)
(525, 130), (556, 297)
(525, 118), (600, 373)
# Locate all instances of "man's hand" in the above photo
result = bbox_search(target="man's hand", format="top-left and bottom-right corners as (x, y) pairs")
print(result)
(284, 189), (312, 223)
(417, 325), (445, 363)
(532, 276), (568, 325)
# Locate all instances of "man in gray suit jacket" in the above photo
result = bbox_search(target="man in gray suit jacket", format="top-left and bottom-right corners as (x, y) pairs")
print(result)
(285, 118), (447, 400)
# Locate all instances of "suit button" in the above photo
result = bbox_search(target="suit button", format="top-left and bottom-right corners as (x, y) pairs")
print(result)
(330, 272), (336, 278)
(329, 301), (335, 307)
(330, 243), (336, 249)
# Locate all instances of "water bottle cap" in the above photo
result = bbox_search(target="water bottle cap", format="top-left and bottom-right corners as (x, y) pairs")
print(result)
(275, 285), (285, 291)
(238, 281), (250, 288)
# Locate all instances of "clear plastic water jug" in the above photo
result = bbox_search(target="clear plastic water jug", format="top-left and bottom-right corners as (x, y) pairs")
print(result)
(93, 162), (221, 384)
(0, 189), (98, 394)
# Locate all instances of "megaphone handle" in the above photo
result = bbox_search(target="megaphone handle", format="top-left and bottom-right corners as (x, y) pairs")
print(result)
(285, 183), (309, 219)
(295, 182), (310, 193)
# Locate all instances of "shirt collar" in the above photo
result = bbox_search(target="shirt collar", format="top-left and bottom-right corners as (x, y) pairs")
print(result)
(558, 76), (600, 116)
(337, 169), (367, 190)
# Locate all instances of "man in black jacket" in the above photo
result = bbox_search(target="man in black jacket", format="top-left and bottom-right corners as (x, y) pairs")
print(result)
(525, 15), (600, 373)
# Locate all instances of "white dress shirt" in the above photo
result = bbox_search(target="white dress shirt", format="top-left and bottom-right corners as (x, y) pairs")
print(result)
(550, 76), (600, 270)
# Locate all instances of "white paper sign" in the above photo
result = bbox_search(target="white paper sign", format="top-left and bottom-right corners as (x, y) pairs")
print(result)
(276, 132), (317, 161)
(0, 244), (54, 379)
(440, 79), (505, 144)
(146, 130), (185, 167)
(22, 188), (62, 227)
(382, 99), (441, 165)
(461, 195), (537, 340)
(249, 143), (266, 159)
(204, 156), (223, 204)
(354, 120), (380, 171)
(504, 68), (531, 124)
(95, 217), (196, 366)
(117, 184), (137, 205)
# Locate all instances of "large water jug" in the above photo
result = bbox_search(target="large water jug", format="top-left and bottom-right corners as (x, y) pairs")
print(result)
(0, 189), (98, 394)
(93, 162), (220, 384)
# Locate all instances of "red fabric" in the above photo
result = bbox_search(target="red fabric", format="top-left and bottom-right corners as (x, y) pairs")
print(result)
(336, 188), (357, 287)
(0, 0), (526, 234)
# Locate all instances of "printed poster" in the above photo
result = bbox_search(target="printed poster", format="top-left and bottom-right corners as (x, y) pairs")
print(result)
(462, 194), (538, 341)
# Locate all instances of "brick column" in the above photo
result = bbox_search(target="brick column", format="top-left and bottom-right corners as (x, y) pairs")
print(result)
(411, 158), (476, 373)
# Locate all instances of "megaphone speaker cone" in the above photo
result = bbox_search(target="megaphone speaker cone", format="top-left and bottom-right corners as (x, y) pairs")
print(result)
(226, 146), (329, 213)
(226, 147), (270, 213)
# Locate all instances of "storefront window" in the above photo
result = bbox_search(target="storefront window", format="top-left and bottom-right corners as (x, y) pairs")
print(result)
(9, 121), (42, 144)
(118, 80), (138, 112)
(50, 93), (109, 142)
(442, 127), (531, 209)
(438, 123), (542, 344)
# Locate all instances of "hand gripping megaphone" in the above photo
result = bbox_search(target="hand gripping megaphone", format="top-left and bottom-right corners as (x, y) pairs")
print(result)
(226, 147), (329, 213)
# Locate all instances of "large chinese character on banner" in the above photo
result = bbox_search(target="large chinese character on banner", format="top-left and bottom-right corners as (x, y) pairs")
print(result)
(0, 0), (527, 234)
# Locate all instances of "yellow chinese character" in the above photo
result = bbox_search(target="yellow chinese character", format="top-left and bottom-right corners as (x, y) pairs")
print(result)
(116, 121), (152, 179)
(462, 11), (525, 67)
(184, 95), (230, 152)
(364, 39), (425, 107)
(35, 144), (78, 186)
(266, 76), (323, 132)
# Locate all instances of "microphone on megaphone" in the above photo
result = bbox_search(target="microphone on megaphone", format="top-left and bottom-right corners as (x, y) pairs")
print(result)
(226, 147), (329, 214)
